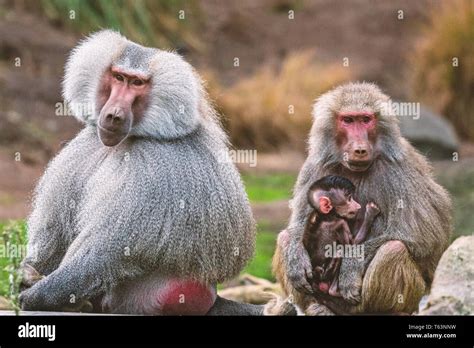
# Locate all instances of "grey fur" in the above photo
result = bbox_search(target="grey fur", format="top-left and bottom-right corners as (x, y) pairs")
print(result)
(20, 30), (256, 312)
(207, 296), (264, 316)
(284, 82), (453, 301)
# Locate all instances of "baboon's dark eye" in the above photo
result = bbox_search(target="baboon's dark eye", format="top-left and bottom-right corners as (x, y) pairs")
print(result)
(114, 73), (124, 82)
(363, 116), (371, 123)
(343, 117), (353, 124)
(132, 79), (144, 86)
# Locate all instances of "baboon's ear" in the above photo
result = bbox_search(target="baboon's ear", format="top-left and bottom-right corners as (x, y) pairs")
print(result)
(308, 188), (333, 214)
(318, 196), (333, 214)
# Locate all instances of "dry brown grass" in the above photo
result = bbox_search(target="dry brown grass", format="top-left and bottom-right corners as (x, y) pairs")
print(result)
(207, 51), (352, 151)
(411, 0), (474, 140)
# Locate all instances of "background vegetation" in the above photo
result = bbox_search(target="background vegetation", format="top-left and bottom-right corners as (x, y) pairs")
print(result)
(209, 51), (351, 151)
(13, 0), (203, 51)
(242, 173), (295, 203)
(0, 221), (26, 308)
(411, 0), (474, 141)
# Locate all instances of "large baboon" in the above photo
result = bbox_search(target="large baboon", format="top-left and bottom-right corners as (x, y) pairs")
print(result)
(273, 82), (452, 314)
(19, 30), (261, 315)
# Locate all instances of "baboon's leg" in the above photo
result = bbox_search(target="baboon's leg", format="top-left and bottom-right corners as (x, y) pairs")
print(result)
(359, 241), (426, 313)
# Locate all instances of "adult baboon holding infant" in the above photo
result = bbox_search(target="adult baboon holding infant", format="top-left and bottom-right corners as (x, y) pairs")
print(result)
(273, 82), (452, 315)
(19, 30), (263, 315)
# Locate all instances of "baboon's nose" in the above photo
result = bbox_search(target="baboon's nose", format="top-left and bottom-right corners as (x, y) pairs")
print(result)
(354, 148), (368, 157)
(105, 112), (125, 126)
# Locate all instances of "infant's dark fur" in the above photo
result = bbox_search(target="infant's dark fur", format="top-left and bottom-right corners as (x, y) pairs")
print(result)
(303, 175), (379, 296)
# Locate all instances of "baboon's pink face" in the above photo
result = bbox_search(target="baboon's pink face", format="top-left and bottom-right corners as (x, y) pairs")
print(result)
(335, 111), (377, 172)
(96, 67), (151, 146)
(334, 196), (362, 219)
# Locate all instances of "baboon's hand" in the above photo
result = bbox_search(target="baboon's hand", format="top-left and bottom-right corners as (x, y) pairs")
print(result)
(19, 263), (44, 291)
(287, 243), (314, 294)
(338, 259), (362, 305)
(19, 275), (66, 311)
(365, 202), (380, 220)
(19, 284), (49, 311)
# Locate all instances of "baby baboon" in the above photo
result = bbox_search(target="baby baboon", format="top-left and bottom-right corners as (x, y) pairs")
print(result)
(304, 175), (380, 299)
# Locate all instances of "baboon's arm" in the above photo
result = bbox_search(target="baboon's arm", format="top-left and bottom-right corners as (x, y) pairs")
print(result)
(19, 238), (142, 311)
(22, 128), (99, 276)
(337, 235), (394, 304)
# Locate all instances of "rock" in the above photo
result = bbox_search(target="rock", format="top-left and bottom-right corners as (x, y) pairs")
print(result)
(419, 236), (474, 315)
(399, 105), (459, 160)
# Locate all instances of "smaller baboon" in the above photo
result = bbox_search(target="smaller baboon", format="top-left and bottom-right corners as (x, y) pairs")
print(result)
(273, 82), (451, 315)
(303, 175), (380, 299)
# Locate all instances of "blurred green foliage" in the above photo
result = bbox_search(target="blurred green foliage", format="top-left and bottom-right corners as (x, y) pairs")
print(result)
(28, 0), (203, 50)
(243, 173), (295, 203)
(0, 220), (26, 311)
(242, 222), (277, 281)
(241, 173), (295, 280)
